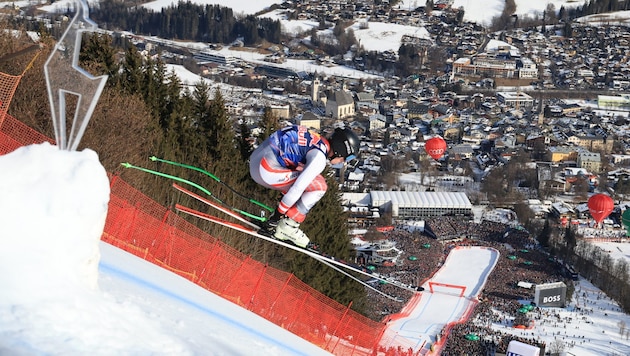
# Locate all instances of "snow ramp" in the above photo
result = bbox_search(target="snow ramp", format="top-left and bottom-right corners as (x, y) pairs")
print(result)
(379, 246), (500, 354)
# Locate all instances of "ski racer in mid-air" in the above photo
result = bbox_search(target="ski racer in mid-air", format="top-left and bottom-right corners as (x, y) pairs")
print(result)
(249, 124), (360, 248)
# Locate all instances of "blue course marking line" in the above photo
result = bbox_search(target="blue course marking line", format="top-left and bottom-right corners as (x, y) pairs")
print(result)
(99, 262), (314, 356)
(396, 291), (467, 349)
(399, 292), (433, 332)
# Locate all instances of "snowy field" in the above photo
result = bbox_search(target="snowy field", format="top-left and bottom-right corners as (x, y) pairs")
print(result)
(593, 240), (630, 264)
(576, 10), (630, 25)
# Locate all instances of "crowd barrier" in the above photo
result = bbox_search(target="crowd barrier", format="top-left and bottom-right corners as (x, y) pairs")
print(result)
(0, 111), (422, 355)
(431, 298), (479, 354)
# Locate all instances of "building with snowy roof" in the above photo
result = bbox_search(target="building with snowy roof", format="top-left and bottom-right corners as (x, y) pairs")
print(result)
(496, 91), (534, 110)
(370, 191), (473, 220)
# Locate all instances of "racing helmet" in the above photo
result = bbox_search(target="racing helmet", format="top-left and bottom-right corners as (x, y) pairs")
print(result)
(329, 127), (360, 162)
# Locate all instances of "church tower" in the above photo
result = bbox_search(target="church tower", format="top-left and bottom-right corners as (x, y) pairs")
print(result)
(311, 77), (320, 104)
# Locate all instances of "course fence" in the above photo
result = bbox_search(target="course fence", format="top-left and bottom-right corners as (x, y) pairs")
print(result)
(0, 111), (425, 356)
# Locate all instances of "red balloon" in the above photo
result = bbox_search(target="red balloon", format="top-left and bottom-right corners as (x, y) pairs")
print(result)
(425, 136), (447, 160)
(588, 194), (614, 224)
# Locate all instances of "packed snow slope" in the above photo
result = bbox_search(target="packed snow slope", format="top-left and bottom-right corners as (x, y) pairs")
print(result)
(0, 143), (330, 355)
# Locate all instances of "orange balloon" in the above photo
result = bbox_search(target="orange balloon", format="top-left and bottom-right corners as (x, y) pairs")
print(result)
(425, 137), (446, 160)
(588, 194), (614, 224)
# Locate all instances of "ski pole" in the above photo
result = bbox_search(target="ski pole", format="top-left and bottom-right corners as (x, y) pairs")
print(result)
(120, 162), (267, 222)
(121, 162), (213, 196)
(149, 156), (274, 212)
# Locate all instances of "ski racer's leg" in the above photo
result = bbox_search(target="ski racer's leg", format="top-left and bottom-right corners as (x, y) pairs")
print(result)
(283, 175), (326, 223)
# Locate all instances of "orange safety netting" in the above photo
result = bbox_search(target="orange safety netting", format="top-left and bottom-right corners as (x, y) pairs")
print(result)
(0, 71), (21, 127)
(0, 46), (40, 127)
(0, 111), (425, 355)
(0, 112), (54, 154)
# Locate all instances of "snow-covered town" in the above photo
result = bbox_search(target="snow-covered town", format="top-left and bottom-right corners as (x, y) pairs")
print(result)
(3, 0), (630, 355)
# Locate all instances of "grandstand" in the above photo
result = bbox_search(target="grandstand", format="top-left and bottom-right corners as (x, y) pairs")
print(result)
(192, 50), (236, 65)
(370, 191), (473, 220)
(255, 64), (301, 79)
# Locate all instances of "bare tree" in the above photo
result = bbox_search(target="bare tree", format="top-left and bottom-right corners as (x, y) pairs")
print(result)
(619, 320), (627, 337)
(548, 339), (566, 355)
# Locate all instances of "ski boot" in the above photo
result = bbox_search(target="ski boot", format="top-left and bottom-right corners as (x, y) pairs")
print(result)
(274, 218), (310, 248)
(259, 209), (283, 237)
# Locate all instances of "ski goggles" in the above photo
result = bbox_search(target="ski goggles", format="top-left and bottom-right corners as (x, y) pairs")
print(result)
(345, 154), (358, 167)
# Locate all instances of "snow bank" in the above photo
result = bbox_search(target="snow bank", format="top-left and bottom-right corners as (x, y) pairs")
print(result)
(0, 143), (109, 303)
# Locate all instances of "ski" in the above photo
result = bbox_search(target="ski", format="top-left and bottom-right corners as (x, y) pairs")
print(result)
(172, 183), (424, 293)
(173, 183), (261, 229)
(174, 203), (424, 295)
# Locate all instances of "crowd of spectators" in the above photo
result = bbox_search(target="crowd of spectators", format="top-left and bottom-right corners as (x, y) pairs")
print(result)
(358, 215), (572, 355)
(362, 229), (443, 320)
(423, 216), (510, 241)
(441, 283), (626, 355)
(578, 226), (626, 240)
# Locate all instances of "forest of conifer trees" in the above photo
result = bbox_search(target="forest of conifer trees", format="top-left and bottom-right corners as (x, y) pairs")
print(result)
(90, 0), (282, 45)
